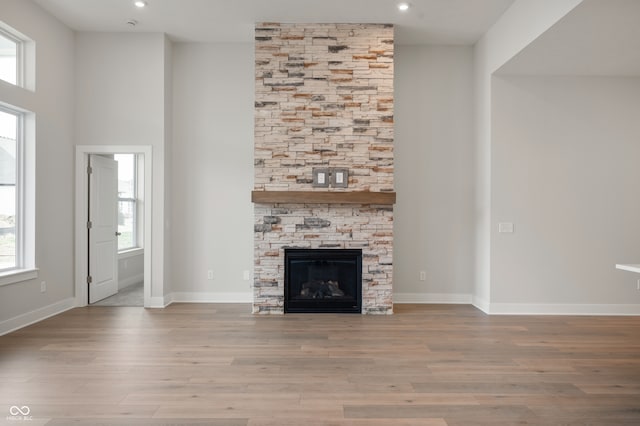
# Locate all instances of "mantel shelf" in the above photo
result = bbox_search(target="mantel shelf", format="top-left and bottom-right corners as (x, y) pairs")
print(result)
(251, 190), (396, 205)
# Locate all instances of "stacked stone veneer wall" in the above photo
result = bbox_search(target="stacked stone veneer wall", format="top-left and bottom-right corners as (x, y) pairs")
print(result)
(253, 23), (394, 314)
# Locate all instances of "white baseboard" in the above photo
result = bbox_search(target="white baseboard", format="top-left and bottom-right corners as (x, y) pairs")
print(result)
(394, 292), (473, 304)
(135, 289), (640, 316)
(119, 273), (144, 290)
(170, 292), (252, 304)
(146, 295), (172, 308)
(488, 303), (640, 316)
(392, 295), (640, 316)
(0, 297), (76, 336)
(472, 295), (490, 313)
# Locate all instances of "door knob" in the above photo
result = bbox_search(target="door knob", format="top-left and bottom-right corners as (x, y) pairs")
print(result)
(115, 232), (122, 236)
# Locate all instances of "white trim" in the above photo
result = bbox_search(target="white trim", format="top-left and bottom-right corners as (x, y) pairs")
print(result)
(488, 303), (640, 316)
(170, 292), (253, 304)
(393, 292), (473, 304)
(472, 295), (490, 314)
(75, 145), (154, 308)
(118, 248), (144, 260)
(148, 295), (172, 308)
(0, 297), (75, 336)
(0, 268), (38, 287)
(23, 112), (35, 269)
(15, 108), (25, 269)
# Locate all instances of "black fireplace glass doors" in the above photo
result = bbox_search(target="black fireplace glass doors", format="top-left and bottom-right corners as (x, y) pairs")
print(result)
(284, 249), (362, 313)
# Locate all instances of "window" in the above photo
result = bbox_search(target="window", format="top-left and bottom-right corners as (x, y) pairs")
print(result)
(115, 154), (139, 251)
(0, 21), (35, 285)
(0, 107), (21, 271)
(0, 28), (20, 86)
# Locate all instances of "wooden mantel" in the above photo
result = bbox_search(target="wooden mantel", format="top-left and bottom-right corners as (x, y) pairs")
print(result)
(251, 190), (396, 205)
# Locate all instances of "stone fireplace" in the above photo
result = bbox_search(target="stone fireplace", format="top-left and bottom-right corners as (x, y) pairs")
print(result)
(252, 23), (394, 314)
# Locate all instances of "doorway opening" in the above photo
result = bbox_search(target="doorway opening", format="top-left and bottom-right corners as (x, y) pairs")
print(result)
(74, 146), (153, 308)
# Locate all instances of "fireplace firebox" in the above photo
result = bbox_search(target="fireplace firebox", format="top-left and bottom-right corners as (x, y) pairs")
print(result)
(284, 249), (362, 313)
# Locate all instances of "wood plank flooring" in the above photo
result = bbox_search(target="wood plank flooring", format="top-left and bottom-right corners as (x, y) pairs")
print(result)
(1, 303), (639, 425)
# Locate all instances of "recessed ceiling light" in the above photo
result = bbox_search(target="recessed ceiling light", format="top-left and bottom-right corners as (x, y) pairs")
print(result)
(398, 2), (410, 11)
(134, 1), (147, 8)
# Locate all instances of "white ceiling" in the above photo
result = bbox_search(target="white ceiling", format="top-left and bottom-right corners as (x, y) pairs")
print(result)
(497, 0), (640, 76)
(33, 0), (515, 45)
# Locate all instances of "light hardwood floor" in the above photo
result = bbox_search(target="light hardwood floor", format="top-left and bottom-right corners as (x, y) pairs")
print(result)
(1, 304), (640, 425)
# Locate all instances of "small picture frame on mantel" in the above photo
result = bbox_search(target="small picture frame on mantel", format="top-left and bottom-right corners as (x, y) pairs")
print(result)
(312, 168), (330, 188)
(331, 168), (349, 188)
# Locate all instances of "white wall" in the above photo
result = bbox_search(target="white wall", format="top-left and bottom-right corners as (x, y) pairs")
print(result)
(170, 43), (254, 301)
(0, 0), (76, 332)
(473, 0), (584, 311)
(75, 32), (171, 306)
(170, 43), (476, 304)
(394, 45), (475, 303)
(118, 251), (144, 290)
(491, 76), (640, 313)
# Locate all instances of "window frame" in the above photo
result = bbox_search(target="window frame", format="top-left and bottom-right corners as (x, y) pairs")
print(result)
(116, 153), (140, 252)
(0, 21), (36, 286)
(0, 103), (36, 286)
(0, 105), (21, 272)
(0, 26), (23, 87)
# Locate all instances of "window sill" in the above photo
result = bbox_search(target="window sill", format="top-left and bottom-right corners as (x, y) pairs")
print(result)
(118, 248), (144, 260)
(0, 268), (39, 287)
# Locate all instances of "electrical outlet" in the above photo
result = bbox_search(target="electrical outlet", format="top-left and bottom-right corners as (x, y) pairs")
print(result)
(207, 270), (214, 280)
(124, 259), (129, 269)
(498, 222), (514, 233)
(419, 271), (426, 281)
(40, 281), (46, 293)
(243, 270), (251, 281)
(637, 279), (640, 291)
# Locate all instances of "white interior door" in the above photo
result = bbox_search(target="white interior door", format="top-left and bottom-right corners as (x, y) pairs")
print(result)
(88, 155), (119, 304)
